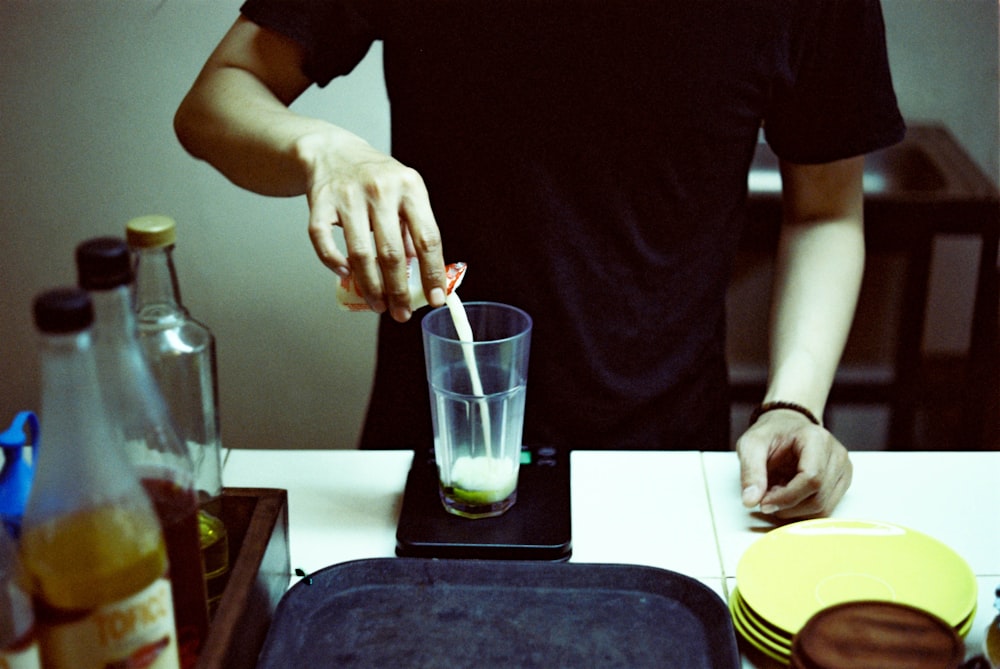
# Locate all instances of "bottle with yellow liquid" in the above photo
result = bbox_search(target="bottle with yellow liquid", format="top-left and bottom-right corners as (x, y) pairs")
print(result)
(125, 216), (230, 618)
(22, 288), (180, 669)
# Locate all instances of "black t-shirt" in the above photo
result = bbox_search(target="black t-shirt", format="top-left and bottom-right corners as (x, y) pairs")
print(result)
(240, 0), (905, 451)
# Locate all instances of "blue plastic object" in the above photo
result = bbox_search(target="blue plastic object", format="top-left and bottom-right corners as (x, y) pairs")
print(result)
(0, 412), (38, 538)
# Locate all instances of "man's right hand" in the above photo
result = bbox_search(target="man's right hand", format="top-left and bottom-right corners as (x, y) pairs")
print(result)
(299, 131), (446, 322)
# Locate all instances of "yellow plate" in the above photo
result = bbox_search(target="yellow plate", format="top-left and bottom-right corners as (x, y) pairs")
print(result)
(729, 589), (790, 663)
(729, 589), (974, 667)
(736, 519), (977, 635)
(735, 589), (792, 646)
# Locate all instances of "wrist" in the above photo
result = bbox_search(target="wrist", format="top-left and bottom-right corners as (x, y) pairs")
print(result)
(293, 126), (339, 173)
(294, 127), (391, 194)
(749, 401), (822, 428)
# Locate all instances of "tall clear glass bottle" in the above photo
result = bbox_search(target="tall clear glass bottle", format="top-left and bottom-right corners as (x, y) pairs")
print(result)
(76, 237), (209, 668)
(23, 288), (179, 669)
(125, 216), (229, 617)
(0, 527), (39, 668)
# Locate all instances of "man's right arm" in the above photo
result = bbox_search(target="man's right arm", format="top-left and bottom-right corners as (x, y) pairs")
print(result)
(175, 17), (323, 197)
(174, 17), (446, 321)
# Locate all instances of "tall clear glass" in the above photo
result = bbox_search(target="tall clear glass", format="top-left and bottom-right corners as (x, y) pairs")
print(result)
(422, 302), (532, 519)
(125, 215), (229, 618)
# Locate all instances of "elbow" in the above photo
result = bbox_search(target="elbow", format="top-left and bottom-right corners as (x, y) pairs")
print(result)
(173, 94), (207, 161)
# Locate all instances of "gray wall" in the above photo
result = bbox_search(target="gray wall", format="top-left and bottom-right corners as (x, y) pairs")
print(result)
(1, 0), (996, 451)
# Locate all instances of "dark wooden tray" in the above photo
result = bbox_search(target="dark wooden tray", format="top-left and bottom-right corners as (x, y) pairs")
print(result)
(195, 487), (289, 669)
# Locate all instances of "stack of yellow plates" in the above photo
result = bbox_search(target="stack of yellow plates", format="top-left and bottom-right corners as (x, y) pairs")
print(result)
(731, 519), (977, 664)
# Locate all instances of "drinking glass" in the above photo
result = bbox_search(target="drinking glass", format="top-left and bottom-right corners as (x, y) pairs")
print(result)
(422, 302), (532, 518)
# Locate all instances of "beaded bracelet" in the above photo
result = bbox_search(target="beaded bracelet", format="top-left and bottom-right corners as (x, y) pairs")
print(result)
(748, 401), (822, 428)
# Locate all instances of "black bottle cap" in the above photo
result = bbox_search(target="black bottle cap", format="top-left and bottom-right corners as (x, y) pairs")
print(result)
(33, 288), (94, 334)
(75, 236), (133, 290)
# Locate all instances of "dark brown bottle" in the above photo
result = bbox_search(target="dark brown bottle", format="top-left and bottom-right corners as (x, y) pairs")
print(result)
(76, 238), (210, 669)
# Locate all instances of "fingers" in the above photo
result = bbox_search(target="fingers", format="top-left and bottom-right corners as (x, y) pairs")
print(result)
(757, 439), (828, 514)
(762, 459), (851, 520)
(737, 415), (853, 520)
(400, 188), (446, 308)
(737, 440), (770, 509)
(763, 444), (851, 519)
(307, 196), (351, 277)
(369, 195), (410, 322)
(760, 472), (824, 518)
(307, 157), (446, 320)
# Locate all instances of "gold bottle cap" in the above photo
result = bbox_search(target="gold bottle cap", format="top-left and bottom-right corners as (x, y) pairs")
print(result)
(125, 215), (177, 249)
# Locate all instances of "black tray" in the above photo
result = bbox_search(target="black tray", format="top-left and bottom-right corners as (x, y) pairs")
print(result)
(256, 558), (740, 668)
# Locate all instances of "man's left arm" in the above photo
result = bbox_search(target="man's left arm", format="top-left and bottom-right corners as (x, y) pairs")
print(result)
(737, 155), (864, 519)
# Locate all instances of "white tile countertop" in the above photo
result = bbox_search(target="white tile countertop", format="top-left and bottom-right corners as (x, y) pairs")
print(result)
(701, 450), (1000, 667)
(223, 448), (1000, 667)
(702, 451), (1000, 578)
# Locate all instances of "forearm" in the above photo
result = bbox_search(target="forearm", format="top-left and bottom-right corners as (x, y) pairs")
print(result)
(765, 216), (864, 417)
(174, 17), (377, 199)
(739, 157), (864, 519)
(765, 156), (866, 418)
(175, 65), (360, 197)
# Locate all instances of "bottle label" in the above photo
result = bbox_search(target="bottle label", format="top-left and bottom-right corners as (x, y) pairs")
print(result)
(0, 641), (41, 669)
(39, 578), (178, 669)
(337, 260), (467, 311)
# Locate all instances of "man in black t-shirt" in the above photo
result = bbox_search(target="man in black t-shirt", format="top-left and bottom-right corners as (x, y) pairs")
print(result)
(175, 1), (905, 519)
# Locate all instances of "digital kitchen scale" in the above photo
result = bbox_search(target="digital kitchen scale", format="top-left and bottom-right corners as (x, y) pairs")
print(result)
(395, 444), (572, 561)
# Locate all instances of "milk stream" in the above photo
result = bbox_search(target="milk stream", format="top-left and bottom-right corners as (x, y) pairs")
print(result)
(444, 292), (493, 460)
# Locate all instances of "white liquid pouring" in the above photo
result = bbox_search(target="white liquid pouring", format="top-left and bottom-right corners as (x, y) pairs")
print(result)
(445, 291), (492, 459)
(443, 293), (517, 500)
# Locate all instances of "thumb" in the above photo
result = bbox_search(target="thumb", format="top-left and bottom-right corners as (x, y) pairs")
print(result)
(738, 445), (769, 509)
